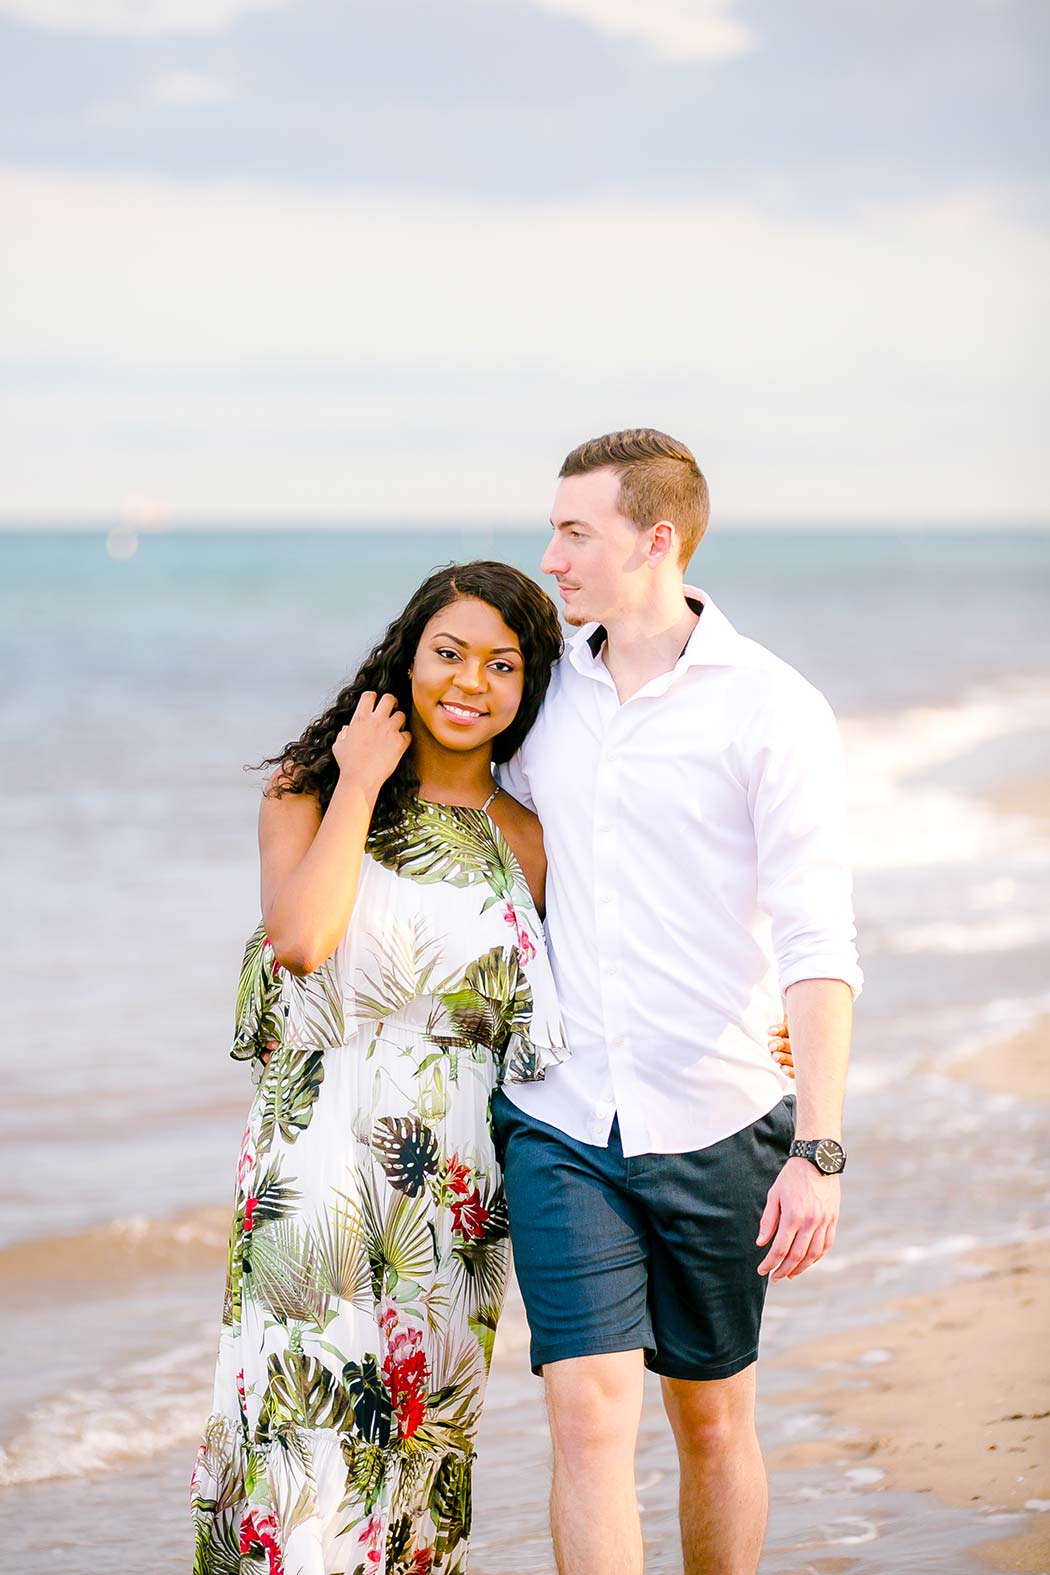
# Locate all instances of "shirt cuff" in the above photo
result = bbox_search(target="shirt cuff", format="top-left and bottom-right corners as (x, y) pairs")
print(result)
(780, 957), (864, 1001)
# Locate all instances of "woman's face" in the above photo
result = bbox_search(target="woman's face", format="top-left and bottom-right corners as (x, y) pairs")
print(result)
(410, 597), (525, 755)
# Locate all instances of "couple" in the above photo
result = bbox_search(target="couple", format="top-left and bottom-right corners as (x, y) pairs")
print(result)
(191, 428), (861, 1575)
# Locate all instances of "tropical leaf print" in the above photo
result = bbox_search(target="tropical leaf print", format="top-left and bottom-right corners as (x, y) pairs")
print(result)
(339, 1434), (388, 1515)
(257, 1041), (325, 1148)
(341, 1354), (394, 1448)
(467, 1303), (499, 1369)
(372, 1116), (440, 1196)
(291, 958), (345, 1054)
(436, 946), (533, 1056)
(447, 1178), (510, 1314)
(367, 801), (525, 908)
(250, 1157), (302, 1227)
(247, 1217), (330, 1326)
(231, 922), (286, 1064)
(350, 915), (447, 1024)
(430, 1451), (473, 1558)
(265, 1349), (358, 1432)
(190, 1418), (249, 1575)
(310, 1193), (372, 1308)
(349, 1170), (435, 1301)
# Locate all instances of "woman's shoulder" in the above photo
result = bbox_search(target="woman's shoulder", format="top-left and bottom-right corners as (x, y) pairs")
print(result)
(490, 791), (546, 908)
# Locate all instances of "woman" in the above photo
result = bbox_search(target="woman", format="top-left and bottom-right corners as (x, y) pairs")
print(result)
(191, 559), (795, 1574)
(191, 562), (565, 1575)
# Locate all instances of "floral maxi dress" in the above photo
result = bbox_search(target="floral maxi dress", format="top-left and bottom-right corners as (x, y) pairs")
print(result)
(191, 800), (566, 1575)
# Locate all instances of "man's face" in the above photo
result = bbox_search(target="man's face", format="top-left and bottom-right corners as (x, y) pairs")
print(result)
(540, 467), (650, 627)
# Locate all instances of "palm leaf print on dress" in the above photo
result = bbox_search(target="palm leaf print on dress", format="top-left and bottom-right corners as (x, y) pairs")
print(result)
(231, 921), (285, 1064)
(436, 945), (533, 1054)
(372, 1115), (440, 1196)
(367, 802), (525, 910)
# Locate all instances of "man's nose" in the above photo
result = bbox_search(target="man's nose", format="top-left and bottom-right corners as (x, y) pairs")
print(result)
(541, 537), (566, 576)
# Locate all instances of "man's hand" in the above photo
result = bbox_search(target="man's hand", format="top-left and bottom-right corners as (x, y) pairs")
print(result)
(756, 1157), (839, 1280)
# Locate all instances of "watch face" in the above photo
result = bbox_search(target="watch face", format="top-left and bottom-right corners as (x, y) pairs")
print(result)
(815, 1139), (845, 1174)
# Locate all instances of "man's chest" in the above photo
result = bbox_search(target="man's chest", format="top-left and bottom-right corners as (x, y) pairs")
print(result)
(525, 676), (757, 850)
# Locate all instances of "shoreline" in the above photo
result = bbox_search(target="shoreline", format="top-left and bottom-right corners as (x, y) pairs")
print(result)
(768, 1016), (1050, 1573)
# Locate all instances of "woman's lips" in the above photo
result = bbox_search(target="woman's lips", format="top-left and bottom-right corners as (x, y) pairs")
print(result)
(439, 701), (488, 725)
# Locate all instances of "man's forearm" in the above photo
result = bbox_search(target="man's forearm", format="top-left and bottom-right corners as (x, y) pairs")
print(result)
(783, 978), (853, 1138)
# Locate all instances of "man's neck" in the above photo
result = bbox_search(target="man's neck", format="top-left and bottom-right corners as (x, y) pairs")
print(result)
(597, 589), (699, 704)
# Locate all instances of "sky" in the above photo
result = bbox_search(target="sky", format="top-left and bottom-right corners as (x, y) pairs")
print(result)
(0, 0), (1047, 527)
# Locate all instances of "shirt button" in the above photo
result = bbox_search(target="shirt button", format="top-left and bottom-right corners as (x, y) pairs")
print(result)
(605, 962), (619, 976)
(599, 893), (612, 905)
(597, 822), (610, 834)
(612, 1036), (624, 1048)
(605, 749), (617, 762)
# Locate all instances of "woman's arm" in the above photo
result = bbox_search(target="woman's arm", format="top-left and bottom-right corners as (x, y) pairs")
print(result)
(261, 692), (410, 975)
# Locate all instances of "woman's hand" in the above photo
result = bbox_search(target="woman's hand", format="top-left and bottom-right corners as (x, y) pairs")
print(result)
(332, 692), (411, 798)
(768, 1015), (795, 1078)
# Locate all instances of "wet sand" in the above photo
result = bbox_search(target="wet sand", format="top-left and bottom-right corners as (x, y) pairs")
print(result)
(953, 1014), (1050, 1104)
(769, 1018), (1050, 1574)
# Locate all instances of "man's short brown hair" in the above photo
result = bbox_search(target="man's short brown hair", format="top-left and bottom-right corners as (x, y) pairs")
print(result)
(559, 428), (710, 566)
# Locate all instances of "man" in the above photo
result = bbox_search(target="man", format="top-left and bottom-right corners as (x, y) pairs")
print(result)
(492, 429), (861, 1575)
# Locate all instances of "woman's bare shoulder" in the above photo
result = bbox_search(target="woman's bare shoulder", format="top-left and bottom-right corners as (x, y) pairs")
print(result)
(259, 768), (322, 839)
(491, 791), (547, 908)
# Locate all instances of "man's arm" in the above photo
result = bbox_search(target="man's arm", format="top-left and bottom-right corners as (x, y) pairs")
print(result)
(756, 977), (852, 1279)
(495, 743), (536, 813)
(745, 678), (861, 1280)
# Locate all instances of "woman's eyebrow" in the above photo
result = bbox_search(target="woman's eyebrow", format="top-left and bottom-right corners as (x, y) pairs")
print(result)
(432, 632), (520, 656)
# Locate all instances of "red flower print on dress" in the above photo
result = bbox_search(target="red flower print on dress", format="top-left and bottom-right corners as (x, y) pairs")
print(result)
(243, 1196), (258, 1234)
(358, 1512), (384, 1568)
(236, 1123), (256, 1191)
(501, 898), (536, 965)
(379, 1306), (429, 1440)
(239, 1508), (285, 1575)
(409, 1548), (435, 1575)
(450, 1186), (488, 1242)
(443, 1154), (472, 1197)
(440, 1155), (489, 1240)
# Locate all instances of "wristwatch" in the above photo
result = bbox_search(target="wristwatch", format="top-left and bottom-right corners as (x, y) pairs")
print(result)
(789, 1138), (846, 1175)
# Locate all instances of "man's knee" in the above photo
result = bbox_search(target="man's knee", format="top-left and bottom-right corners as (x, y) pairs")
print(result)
(544, 1350), (645, 1462)
(661, 1365), (758, 1460)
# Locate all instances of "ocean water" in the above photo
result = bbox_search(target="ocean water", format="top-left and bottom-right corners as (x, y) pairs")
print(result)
(2, 527), (1049, 1571)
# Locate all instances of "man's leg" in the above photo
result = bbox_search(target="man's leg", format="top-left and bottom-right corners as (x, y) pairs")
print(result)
(661, 1364), (766, 1575)
(544, 1350), (646, 1575)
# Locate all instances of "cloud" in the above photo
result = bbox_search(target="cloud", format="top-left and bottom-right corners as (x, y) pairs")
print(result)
(513, 0), (758, 62)
(0, 165), (1046, 523)
(0, 0), (288, 36)
(87, 70), (239, 125)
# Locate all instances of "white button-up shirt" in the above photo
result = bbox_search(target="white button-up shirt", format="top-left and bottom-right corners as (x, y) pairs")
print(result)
(498, 588), (862, 1157)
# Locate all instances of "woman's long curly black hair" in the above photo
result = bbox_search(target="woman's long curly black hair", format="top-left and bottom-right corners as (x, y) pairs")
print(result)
(256, 561), (564, 833)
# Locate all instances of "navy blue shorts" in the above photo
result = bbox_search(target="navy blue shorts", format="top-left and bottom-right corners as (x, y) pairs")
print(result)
(491, 1091), (795, 1380)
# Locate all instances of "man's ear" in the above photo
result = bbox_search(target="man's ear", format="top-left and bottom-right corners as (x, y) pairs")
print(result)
(649, 520), (677, 566)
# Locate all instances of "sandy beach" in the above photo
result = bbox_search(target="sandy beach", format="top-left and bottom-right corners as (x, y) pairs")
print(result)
(770, 1017), (1050, 1573)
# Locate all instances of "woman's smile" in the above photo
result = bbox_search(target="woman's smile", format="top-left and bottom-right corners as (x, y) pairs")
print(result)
(439, 699), (489, 724)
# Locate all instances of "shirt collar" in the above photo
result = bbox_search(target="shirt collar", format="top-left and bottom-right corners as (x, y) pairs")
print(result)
(567, 587), (750, 681)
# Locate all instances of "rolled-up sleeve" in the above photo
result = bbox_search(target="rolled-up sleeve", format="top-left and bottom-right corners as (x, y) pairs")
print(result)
(746, 680), (863, 999)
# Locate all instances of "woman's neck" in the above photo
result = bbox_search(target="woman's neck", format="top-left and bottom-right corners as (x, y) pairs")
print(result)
(411, 738), (496, 807)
